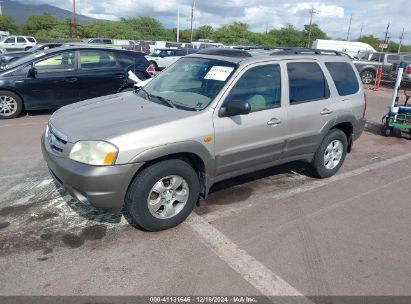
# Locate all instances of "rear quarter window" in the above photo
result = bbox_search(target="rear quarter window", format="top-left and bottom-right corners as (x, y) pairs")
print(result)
(27, 37), (36, 43)
(325, 62), (360, 96)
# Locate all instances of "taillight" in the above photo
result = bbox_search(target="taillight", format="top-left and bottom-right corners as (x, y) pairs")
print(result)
(406, 66), (411, 74)
(146, 64), (155, 77)
(363, 93), (367, 118)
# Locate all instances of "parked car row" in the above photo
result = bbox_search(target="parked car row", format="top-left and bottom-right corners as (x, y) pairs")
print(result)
(353, 52), (411, 84)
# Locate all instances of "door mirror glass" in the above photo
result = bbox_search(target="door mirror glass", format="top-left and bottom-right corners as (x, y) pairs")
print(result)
(220, 100), (251, 117)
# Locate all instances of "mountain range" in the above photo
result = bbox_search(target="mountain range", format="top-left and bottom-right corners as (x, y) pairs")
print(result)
(1, 0), (99, 24)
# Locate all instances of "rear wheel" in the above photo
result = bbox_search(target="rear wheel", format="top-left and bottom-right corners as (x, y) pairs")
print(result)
(311, 129), (348, 178)
(0, 91), (23, 119)
(24, 46), (32, 51)
(125, 159), (200, 231)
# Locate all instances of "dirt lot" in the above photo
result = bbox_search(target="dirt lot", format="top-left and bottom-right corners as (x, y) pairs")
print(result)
(0, 89), (410, 302)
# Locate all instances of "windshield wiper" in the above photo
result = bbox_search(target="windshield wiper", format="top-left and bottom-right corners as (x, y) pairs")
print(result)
(139, 87), (151, 100)
(150, 94), (176, 108)
(137, 87), (175, 108)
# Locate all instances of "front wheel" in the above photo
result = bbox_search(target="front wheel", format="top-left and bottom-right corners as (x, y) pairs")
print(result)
(311, 129), (348, 178)
(0, 91), (23, 119)
(125, 159), (200, 231)
(360, 70), (375, 85)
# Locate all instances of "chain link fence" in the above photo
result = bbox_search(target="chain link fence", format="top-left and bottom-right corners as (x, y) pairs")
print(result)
(354, 51), (411, 93)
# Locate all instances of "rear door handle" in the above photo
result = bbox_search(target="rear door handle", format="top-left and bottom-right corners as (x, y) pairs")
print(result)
(267, 118), (282, 126)
(115, 73), (125, 79)
(65, 77), (77, 83)
(320, 108), (333, 116)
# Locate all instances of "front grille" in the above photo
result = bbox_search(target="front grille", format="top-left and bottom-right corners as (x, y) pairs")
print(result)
(48, 124), (68, 153)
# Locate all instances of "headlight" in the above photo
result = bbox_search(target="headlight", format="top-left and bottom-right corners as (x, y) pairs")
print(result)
(69, 141), (118, 166)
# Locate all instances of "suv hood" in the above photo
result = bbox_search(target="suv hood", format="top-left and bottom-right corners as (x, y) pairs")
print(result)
(49, 92), (194, 143)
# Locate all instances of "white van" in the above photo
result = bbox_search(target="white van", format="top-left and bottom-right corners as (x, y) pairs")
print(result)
(312, 39), (376, 57)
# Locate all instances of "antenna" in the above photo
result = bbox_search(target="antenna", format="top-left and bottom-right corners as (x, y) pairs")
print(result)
(306, 5), (319, 48)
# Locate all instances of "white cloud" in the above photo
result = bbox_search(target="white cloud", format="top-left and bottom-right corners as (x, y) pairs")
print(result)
(16, 0), (411, 44)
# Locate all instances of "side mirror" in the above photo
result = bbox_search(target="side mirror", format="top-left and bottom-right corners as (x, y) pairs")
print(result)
(220, 100), (251, 117)
(28, 66), (37, 78)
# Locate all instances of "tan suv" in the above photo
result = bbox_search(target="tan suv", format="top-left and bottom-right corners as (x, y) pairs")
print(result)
(42, 48), (366, 231)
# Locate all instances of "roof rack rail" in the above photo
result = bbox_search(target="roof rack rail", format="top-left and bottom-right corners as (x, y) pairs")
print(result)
(270, 48), (343, 56)
(196, 48), (252, 58)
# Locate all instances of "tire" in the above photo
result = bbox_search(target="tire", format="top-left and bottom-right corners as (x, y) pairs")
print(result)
(24, 46), (32, 51)
(380, 119), (391, 137)
(150, 61), (158, 71)
(360, 70), (375, 85)
(125, 159), (200, 231)
(0, 90), (23, 119)
(311, 129), (348, 178)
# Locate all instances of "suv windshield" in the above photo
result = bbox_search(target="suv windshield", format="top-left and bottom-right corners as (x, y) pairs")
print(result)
(138, 57), (237, 111)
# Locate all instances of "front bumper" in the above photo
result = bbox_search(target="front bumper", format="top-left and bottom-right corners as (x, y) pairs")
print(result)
(41, 135), (144, 211)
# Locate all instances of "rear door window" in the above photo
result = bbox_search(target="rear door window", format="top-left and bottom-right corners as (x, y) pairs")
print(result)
(80, 50), (117, 69)
(17, 37), (26, 43)
(325, 62), (359, 96)
(287, 62), (330, 104)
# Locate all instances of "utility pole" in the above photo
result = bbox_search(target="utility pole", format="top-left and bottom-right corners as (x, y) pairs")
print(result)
(359, 22), (364, 39)
(190, 1), (195, 43)
(398, 28), (405, 53)
(307, 6), (318, 48)
(72, 0), (77, 38)
(176, 8), (180, 43)
(346, 14), (352, 41)
(0, 1), (3, 16)
(383, 21), (390, 45)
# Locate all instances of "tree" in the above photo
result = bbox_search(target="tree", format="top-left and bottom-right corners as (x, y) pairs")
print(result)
(270, 24), (305, 47)
(303, 24), (328, 46)
(22, 13), (60, 35)
(357, 35), (381, 50)
(0, 15), (19, 34)
(194, 25), (214, 41)
(214, 22), (250, 44)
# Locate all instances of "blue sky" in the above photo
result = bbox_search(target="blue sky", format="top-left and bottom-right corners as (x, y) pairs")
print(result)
(19, 0), (411, 43)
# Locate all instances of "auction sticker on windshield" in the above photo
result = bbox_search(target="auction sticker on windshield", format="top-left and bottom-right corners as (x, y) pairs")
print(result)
(204, 66), (234, 81)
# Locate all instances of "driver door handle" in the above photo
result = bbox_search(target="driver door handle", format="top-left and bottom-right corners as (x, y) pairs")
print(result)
(320, 108), (333, 116)
(267, 118), (282, 126)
